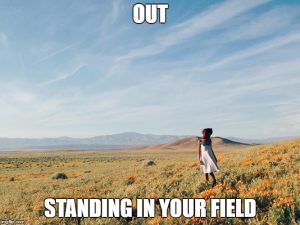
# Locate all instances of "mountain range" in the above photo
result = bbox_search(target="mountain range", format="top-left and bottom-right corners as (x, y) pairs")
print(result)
(0, 132), (187, 150)
(0, 132), (294, 150)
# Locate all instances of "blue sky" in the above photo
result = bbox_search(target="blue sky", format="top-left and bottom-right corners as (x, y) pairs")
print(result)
(0, 0), (300, 138)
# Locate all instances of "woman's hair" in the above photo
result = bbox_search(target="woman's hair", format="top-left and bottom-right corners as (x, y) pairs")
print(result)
(202, 128), (213, 145)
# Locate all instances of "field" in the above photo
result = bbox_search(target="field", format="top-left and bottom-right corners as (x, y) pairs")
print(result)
(0, 138), (299, 225)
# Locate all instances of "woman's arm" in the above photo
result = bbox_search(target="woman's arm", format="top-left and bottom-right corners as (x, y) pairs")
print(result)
(198, 139), (201, 161)
(198, 139), (204, 165)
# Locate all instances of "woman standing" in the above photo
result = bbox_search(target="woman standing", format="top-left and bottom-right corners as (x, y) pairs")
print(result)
(198, 128), (219, 186)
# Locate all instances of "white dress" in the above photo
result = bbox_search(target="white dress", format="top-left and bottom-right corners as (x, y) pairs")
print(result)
(200, 144), (220, 173)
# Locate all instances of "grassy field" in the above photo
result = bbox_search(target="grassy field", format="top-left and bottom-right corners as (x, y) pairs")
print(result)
(0, 138), (299, 225)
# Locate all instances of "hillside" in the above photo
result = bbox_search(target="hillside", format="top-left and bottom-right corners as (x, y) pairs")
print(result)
(143, 136), (250, 151)
(227, 136), (297, 144)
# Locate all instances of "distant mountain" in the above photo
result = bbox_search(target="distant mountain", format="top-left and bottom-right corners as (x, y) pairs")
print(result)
(0, 132), (187, 150)
(226, 136), (296, 144)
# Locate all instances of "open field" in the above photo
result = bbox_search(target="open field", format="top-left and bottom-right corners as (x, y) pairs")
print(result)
(0, 138), (299, 224)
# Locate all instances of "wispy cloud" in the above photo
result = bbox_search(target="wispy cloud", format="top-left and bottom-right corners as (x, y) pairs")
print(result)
(0, 32), (8, 47)
(34, 42), (79, 64)
(220, 5), (300, 41)
(117, 0), (270, 62)
(111, 0), (121, 24)
(99, 0), (123, 36)
(189, 31), (300, 73)
(0, 86), (36, 105)
(38, 64), (86, 86)
(271, 98), (300, 131)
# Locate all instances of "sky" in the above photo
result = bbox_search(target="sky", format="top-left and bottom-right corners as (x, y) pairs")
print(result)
(0, 0), (300, 139)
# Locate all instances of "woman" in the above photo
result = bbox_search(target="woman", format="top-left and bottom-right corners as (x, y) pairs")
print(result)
(198, 128), (219, 186)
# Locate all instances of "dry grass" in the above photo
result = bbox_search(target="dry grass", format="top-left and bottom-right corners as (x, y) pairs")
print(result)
(0, 138), (299, 224)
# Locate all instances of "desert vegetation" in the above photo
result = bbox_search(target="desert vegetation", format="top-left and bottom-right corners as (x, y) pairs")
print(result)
(0, 138), (299, 224)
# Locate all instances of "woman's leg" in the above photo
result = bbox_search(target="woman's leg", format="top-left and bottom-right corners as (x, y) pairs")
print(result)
(210, 172), (217, 186)
(205, 173), (209, 182)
